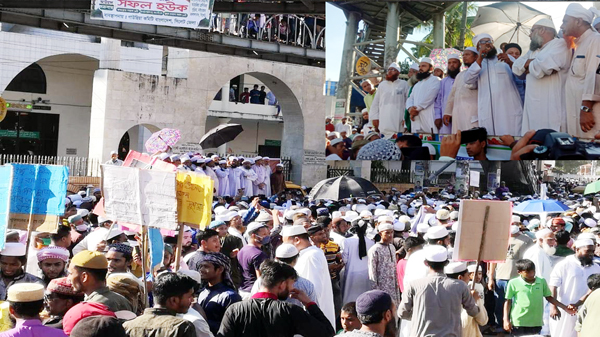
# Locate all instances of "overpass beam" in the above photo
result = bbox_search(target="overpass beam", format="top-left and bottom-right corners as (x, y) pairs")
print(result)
(335, 10), (360, 117)
(384, 2), (399, 68)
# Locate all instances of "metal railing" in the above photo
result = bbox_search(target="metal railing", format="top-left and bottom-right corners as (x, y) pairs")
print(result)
(370, 168), (454, 186)
(211, 13), (325, 50)
(327, 168), (354, 178)
(0, 154), (101, 177)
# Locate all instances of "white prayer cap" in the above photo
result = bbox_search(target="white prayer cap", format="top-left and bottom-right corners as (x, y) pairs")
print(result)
(448, 53), (460, 61)
(276, 163), (284, 168)
(424, 245), (448, 262)
(178, 270), (201, 284)
(533, 18), (555, 30)
(444, 261), (467, 274)
(398, 215), (411, 224)
(330, 138), (343, 146)
(106, 228), (124, 241)
(565, 3), (600, 24)
(157, 153), (169, 160)
(467, 264), (481, 273)
(393, 220), (406, 232)
(583, 218), (597, 227)
(434, 64), (445, 71)
(228, 156), (236, 161)
(7, 283), (45, 302)
(436, 209), (450, 220)
(218, 160), (226, 165)
(510, 225), (520, 235)
(255, 211), (272, 223)
(215, 214), (229, 222)
(276, 243), (299, 259)
(410, 62), (419, 71)
(451, 222), (460, 231)
(344, 211), (359, 222)
(281, 225), (307, 237)
(360, 210), (372, 219)
(535, 228), (553, 239)
(427, 226), (449, 240)
(77, 209), (90, 217)
(378, 216), (394, 224)
(574, 239), (595, 249)
(378, 223), (394, 232)
(211, 155), (219, 160)
(578, 233), (597, 241)
(512, 215), (521, 223)
(110, 150), (117, 155)
(214, 206), (228, 215)
(1, 243), (26, 257)
(254, 156), (263, 161)
(465, 47), (479, 55)
(416, 223), (430, 234)
(420, 57), (433, 65)
(246, 222), (266, 235)
(408, 208), (416, 216)
(449, 211), (459, 220)
(388, 62), (401, 72)
(473, 33), (493, 47)
(204, 158), (213, 164)
(374, 209), (387, 217)
(332, 211), (342, 220)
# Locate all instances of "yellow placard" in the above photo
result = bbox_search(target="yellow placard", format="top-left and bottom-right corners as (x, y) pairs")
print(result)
(355, 56), (372, 76)
(0, 97), (6, 123)
(176, 172), (214, 229)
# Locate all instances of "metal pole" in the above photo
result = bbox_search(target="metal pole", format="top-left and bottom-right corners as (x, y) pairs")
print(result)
(384, 2), (400, 68)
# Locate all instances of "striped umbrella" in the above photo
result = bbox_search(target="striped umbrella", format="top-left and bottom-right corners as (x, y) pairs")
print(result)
(308, 175), (382, 201)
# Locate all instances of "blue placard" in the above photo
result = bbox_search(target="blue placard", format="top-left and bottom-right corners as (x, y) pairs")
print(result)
(148, 227), (164, 278)
(0, 166), (13, 250)
(9, 164), (68, 216)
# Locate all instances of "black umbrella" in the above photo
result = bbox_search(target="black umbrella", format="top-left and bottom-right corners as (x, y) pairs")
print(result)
(199, 124), (244, 149)
(308, 175), (382, 201)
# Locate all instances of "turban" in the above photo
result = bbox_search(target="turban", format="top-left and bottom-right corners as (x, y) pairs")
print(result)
(473, 33), (493, 47)
(37, 246), (70, 262)
(47, 277), (84, 298)
(565, 3), (600, 24)
(200, 252), (234, 289)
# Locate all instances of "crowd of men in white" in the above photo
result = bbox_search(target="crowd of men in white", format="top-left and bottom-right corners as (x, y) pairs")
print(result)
(364, 3), (600, 138)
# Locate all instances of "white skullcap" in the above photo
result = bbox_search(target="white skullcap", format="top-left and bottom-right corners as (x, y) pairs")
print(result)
(465, 47), (479, 55)
(76, 224), (88, 232)
(110, 151), (117, 155)
(276, 243), (299, 259)
(533, 18), (555, 30)
(436, 209), (450, 220)
(180, 155), (190, 162)
(332, 211), (342, 220)
(578, 233), (597, 241)
(444, 261), (468, 274)
(281, 225), (307, 237)
(410, 63), (419, 71)
(246, 222), (267, 235)
(7, 283), (45, 302)
(583, 218), (597, 227)
(158, 153), (170, 160)
(451, 222), (460, 231)
(330, 138), (343, 146)
(255, 212), (272, 223)
(420, 57), (433, 65)
(214, 206), (228, 215)
(378, 215), (394, 224)
(219, 160), (226, 165)
(388, 62), (401, 72)
(408, 208), (416, 216)
(448, 53), (460, 61)
(510, 225), (520, 235)
(276, 163), (284, 168)
(398, 215), (411, 224)
(574, 239), (595, 249)
(535, 228), (553, 239)
(449, 211), (459, 220)
(473, 33), (493, 47)
(417, 223), (430, 234)
(565, 3), (600, 24)
(77, 209), (90, 217)
(427, 226), (449, 240)
(467, 264), (481, 273)
(1, 243), (26, 257)
(378, 223), (394, 232)
(512, 215), (521, 223)
(393, 220), (406, 232)
(359, 210), (372, 219)
(434, 65), (445, 71)
(211, 155), (219, 160)
(424, 245), (448, 262)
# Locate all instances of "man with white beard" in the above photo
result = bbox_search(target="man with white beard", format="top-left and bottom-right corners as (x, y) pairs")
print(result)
(228, 156), (243, 196)
(561, 3), (600, 138)
(203, 158), (220, 194)
(369, 62), (409, 138)
(513, 18), (571, 135)
(464, 34), (523, 136)
(262, 157), (272, 197)
(239, 159), (257, 197)
(407, 57), (442, 134)
(443, 47), (480, 133)
(252, 156), (267, 195)
(214, 160), (230, 196)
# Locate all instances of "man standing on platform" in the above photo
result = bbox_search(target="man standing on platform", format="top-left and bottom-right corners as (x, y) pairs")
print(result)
(369, 62), (409, 138)
(435, 54), (462, 134)
(407, 57), (442, 134)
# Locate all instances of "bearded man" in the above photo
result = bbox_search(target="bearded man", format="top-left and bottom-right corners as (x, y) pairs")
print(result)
(434, 54), (462, 134)
(407, 57), (442, 134)
(369, 62), (409, 138)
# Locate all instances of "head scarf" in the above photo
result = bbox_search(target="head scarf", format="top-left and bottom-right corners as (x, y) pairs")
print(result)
(351, 218), (369, 260)
(357, 139), (402, 160)
(106, 273), (143, 315)
(200, 252), (235, 289)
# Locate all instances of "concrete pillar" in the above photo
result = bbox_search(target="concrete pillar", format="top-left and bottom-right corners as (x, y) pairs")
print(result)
(432, 13), (446, 49)
(217, 117), (231, 155)
(99, 38), (121, 70)
(166, 47), (189, 79)
(221, 84), (230, 110)
(335, 11), (360, 117)
(384, 3), (400, 69)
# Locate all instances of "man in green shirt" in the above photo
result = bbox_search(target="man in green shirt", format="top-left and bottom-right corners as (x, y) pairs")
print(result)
(360, 80), (377, 112)
(504, 259), (573, 336)
(554, 230), (575, 257)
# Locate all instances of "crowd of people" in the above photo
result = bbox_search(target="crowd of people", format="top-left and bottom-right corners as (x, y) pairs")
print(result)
(1, 171), (600, 337)
(330, 3), (600, 143)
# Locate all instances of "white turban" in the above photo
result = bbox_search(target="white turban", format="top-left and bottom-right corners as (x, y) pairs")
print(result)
(533, 18), (555, 30)
(420, 57), (433, 65)
(594, 17), (600, 28)
(473, 33), (493, 47)
(465, 47), (479, 55)
(388, 62), (401, 72)
(565, 3), (600, 24)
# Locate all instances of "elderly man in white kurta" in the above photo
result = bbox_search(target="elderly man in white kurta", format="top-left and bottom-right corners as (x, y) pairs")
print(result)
(444, 47), (480, 133)
(464, 33), (523, 136)
(549, 239), (600, 337)
(214, 160), (230, 196)
(562, 3), (600, 138)
(262, 157), (272, 197)
(252, 156), (267, 195)
(228, 157), (243, 196)
(369, 62), (409, 138)
(239, 159), (258, 197)
(407, 57), (442, 134)
(513, 18), (572, 135)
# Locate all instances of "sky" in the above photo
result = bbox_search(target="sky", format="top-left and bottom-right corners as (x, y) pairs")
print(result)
(326, 1), (592, 81)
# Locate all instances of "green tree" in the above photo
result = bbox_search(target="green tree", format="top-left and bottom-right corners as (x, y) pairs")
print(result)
(554, 161), (591, 174)
(409, 2), (479, 59)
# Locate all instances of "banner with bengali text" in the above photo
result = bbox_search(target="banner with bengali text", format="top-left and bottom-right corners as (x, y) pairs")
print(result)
(91, 0), (214, 29)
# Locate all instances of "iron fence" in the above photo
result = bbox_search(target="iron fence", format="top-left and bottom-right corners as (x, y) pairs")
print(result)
(0, 154), (101, 177)
(327, 168), (354, 178)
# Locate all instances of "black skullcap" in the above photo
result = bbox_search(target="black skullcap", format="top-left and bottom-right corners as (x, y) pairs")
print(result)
(504, 43), (522, 54)
(356, 290), (392, 316)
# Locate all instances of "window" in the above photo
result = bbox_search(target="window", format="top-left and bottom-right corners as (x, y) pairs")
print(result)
(5, 63), (47, 94)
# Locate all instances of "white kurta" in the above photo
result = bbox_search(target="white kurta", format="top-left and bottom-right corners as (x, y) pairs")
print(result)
(522, 244), (554, 281)
(408, 75), (441, 134)
(402, 245), (432, 290)
(228, 167), (243, 196)
(565, 29), (600, 138)
(335, 122), (352, 135)
(549, 255), (600, 337)
(445, 69), (479, 133)
(340, 235), (375, 304)
(263, 165), (272, 197)
(239, 168), (257, 197)
(513, 38), (571, 135)
(253, 165), (267, 195)
(295, 245), (336, 329)
(214, 167), (230, 196)
(204, 166), (219, 195)
(369, 79), (409, 137)
(464, 58), (523, 136)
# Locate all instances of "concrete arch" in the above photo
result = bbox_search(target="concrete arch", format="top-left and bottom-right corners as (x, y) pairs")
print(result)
(118, 123), (160, 156)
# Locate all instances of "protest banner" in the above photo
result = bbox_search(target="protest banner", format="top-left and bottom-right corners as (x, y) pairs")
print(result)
(0, 166), (13, 250)
(176, 172), (214, 228)
(453, 200), (512, 263)
(102, 165), (178, 230)
(470, 171), (480, 187)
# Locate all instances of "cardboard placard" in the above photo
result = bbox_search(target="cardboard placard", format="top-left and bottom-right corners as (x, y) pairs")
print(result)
(9, 164), (68, 215)
(453, 200), (512, 262)
(8, 213), (59, 233)
(176, 172), (213, 229)
(470, 171), (480, 187)
(0, 166), (12, 249)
